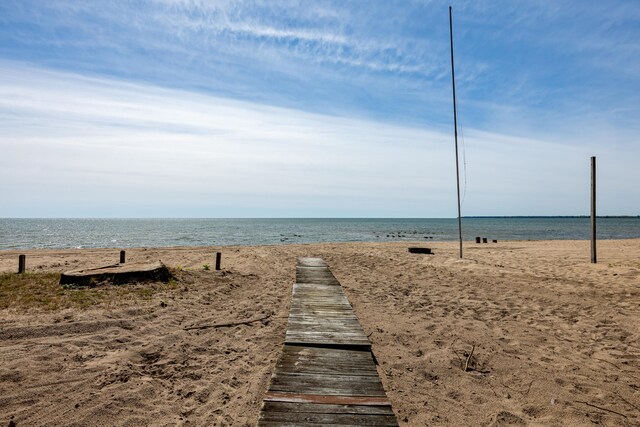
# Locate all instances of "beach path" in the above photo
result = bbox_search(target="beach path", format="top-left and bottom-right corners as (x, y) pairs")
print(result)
(258, 257), (398, 426)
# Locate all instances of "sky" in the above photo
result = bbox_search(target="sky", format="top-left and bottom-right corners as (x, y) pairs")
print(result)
(1, 0), (639, 217)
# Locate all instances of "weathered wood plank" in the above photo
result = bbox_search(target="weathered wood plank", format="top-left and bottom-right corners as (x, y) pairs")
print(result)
(270, 374), (385, 396)
(284, 331), (369, 338)
(291, 298), (348, 304)
(260, 410), (398, 425)
(264, 392), (391, 406)
(284, 336), (371, 347)
(296, 275), (340, 284)
(279, 345), (374, 361)
(287, 322), (363, 331)
(259, 422), (397, 427)
(262, 401), (395, 415)
(292, 287), (346, 296)
(297, 257), (328, 267)
(268, 383), (387, 396)
(276, 364), (378, 377)
(296, 269), (338, 276)
(287, 323), (364, 331)
(295, 266), (333, 272)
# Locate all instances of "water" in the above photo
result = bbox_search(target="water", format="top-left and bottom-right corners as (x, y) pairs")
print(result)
(0, 217), (639, 250)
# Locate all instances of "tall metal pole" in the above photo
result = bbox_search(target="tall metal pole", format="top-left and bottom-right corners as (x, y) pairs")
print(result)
(449, 6), (463, 258)
(591, 156), (597, 263)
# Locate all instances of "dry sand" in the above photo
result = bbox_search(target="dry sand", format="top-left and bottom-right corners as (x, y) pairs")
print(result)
(0, 239), (639, 426)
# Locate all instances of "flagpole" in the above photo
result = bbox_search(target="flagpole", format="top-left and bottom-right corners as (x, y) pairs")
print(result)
(449, 6), (463, 258)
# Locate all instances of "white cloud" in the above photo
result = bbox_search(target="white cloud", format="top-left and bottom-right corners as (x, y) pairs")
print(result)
(1, 61), (638, 217)
(0, 62), (453, 216)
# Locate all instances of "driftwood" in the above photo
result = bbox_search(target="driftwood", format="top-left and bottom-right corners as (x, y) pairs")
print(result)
(408, 247), (432, 254)
(184, 314), (271, 331)
(574, 400), (628, 418)
(464, 345), (475, 372)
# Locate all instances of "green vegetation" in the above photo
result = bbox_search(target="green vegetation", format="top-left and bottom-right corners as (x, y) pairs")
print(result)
(203, 264), (210, 271)
(0, 272), (177, 311)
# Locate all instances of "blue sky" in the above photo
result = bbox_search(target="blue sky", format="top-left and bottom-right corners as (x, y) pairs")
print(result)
(1, 0), (639, 217)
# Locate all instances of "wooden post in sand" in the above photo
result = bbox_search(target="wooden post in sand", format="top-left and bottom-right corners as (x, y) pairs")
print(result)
(591, 156), (597, 263)
(18, 254), (26, 273)
(120, 250), (126, 264)
(215, 252), (222, 271)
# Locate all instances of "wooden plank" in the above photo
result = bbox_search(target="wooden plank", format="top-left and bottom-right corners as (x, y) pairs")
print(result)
(290, 297), (350, 302)
(276, 363), (378, 377)
(271, 373), (385, 389)
(296, 278), (341, 285)
(296, 266), (333, 272)
(286, 321), (363, 330)
(279, 345), (375, 360)
(284, 335), (371, 346)
(262, 401), (394, 415)
(259, 410), (398, 425)
(277, 354), (375, 366)
(289, 308), (356, 315)
(287, 327), (366, 337)
(287, 321), (363, 329)
(264, 391), (391, 406)
(292, 285), (345, 295)
(291, 298), (352, 306)
(290, 296), (350, 303)
(288, 314), (359, 321)
(296, 272), (339, 279)
(292, 284), (345, 291)
(296, 270), (337, 276)
(297, 257), (327, 267)
(284, 330), (369, 338)
(268, 383), (386, 397)
(296, 269), (337, 276)
(289, 311), (356, 317)
(259, 421), (397, 427)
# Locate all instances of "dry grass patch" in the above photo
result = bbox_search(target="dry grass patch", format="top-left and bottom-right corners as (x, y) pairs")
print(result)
(0, 272), (180, 311)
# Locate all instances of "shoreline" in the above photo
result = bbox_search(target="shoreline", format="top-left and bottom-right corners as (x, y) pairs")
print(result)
(2, 236), (640, 253)
(0, 238), (640, 273)
(1, 239), (639, 425)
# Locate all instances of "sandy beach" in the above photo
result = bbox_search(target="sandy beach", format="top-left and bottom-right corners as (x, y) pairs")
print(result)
(0, 239), (639, 426)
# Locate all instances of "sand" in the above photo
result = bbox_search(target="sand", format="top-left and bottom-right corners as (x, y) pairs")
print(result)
(0, 239), (639, 426)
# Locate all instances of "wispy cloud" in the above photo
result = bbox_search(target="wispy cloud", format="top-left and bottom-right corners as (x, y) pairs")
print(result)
(0, 63), (451, 216)
(1, 62), (638, 217)
(0, 0), (452, 117)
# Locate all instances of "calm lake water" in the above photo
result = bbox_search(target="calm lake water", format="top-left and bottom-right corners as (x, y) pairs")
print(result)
(1, 217), (639, 250)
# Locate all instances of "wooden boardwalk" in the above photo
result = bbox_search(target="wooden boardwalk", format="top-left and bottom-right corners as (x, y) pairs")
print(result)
(258, 257), (398, 426)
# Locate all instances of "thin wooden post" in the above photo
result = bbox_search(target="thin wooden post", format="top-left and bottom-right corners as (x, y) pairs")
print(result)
(120, 250), (126, 264)
(591, 156), (597, 263)
(215, 252), (222, 271)
(18, 255), (26, 274)
(449, 6), (463, 259)
(475, 237), (481, 244)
